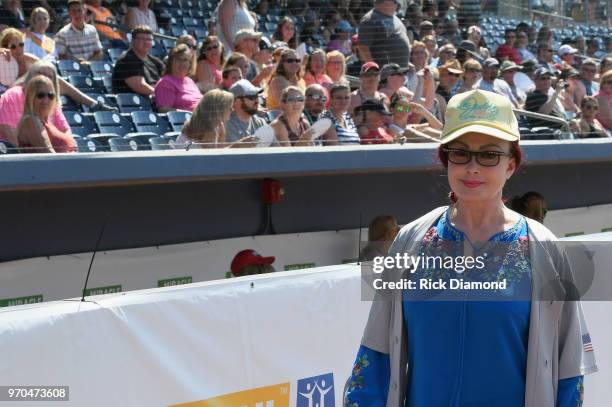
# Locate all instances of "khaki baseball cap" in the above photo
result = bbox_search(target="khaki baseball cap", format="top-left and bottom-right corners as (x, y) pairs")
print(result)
(440, 89), (520, 144)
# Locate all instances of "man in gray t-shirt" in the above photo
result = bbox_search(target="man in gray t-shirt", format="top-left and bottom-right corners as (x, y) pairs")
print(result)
(226, 79), (267, 144)
(358, 0), (411, 68)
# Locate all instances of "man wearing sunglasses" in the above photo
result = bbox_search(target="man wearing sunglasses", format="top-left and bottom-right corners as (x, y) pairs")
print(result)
(436, 60), (463, 103)
(357, 0), (411, 69)
(304, 84), (327, 125)
(225, 79), (267, 145)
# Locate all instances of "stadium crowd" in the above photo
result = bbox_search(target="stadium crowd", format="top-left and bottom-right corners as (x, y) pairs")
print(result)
(0, 0), (609, 152)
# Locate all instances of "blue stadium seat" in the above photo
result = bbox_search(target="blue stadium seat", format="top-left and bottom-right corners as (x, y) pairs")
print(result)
(161, 38), (176, 50)
(167, 111), (191, 132)
(182, 17), (198, 28)
(116, 93), (152, 113)
(125, 132), (158, 149)
(57, 60), (90, 77)
(85, 93), (118, 111)
(102, 77), (113, 93)
(68, 75), (106, 93)
(171, 24), (189, 37)
(131, 111), (172, 134)
(109, 48), (126, 63)
(149, 135), (173, 150)
(65, 112), (98, 137)
(93, 112), (135, 136)
(108, 137), (140, 152)
(0, 140), (19, 154)
(60, 95), (81, 112)
(89, 61), (114, 77)
(75, 137), (102, 152)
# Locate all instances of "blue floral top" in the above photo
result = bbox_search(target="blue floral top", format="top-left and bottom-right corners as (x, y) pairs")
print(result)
(344, 210), (584, 407)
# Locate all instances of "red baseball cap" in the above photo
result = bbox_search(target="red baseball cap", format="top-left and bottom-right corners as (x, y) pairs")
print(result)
(360, 61), (380, 75)
(231, 250), (275, 275)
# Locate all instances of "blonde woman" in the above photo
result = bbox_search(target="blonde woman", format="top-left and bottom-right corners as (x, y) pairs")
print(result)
(270, 86), (314, 146)
(325, 50), (349, 87)
(24, 8), (55, 61)
(16, 75), (76, 153)
(154, 44), (202, 113)
(175, 89), (234, 148)
(303, 49), (333, 88)
(266, 49), (306, 111)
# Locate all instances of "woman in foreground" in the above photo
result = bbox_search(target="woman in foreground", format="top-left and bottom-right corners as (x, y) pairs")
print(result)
(344, 89), (597, 407)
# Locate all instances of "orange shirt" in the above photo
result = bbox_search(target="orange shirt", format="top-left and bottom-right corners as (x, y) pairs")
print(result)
(85, 5), (123, 41)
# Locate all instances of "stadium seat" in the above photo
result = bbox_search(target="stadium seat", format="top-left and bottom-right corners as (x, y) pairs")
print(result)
(60, 95), (81, 112)
(57, 60), (90, 77)
(116, 93), (152, 113)
(0, 140), (19, 154)
(171, 24), (189, 37)
(65, 112), (98, 137)
(131, 111), (173, 134)
(167, 111), (191, 132)
(109, 48), (126, 63)
(182, 17), (198, 28)
(108, 137), (139, 152)
(85, 93), (118, 111)
(149, 135), (173, 150)
(93, 112), (135, 136)
(102, 77), (113, 93)
(125, 132), (158, 149)
(89, 61), (114, 77)
(75, 137), (102, 152)
(68, 75), (106, 93)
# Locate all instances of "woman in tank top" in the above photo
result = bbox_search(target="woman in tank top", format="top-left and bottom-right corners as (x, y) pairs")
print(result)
(124, 0), (158, 32)
(215, 0), (256, 55)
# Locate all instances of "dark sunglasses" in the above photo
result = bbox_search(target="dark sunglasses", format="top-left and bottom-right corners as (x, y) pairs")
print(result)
(583, 105), (598, 110)
(284, 58), (301, 64)
(10, 42), (24, 49)
(332, 95), (351, 100)
(35, 92), (55, 100)
(283, 95), (305, 103)
(443, 147), (512, 167)
(307, 94), (327, 101)
(240, 95), (259, 101)
(205, 45), (219, 51)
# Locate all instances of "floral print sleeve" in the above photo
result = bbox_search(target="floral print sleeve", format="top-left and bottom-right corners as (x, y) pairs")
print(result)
(557, 376), (584, 407)
(343, 345), (390, 407)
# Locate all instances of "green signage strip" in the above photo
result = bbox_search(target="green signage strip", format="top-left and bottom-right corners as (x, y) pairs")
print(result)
(564, 232), (585, 237)
(158, 276), (193, 287)
(284, 263), (316, 271)
(342, 258), (359, 264)
(601, 227), (612, 233)
(84, 285), (122, 296)
(0, 294), (43, 308)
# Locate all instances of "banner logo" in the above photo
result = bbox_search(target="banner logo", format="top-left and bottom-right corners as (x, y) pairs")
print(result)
(170, 382), (290, 407)
(296, 373), (334, 407)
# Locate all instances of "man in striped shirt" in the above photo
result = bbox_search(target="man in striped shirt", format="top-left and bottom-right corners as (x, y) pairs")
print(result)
(55, 0), (103, 62)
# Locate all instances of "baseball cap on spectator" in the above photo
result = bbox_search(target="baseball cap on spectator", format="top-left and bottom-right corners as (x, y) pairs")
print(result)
(500, 60), (521, 73)
(259, 36), (272, 51)
(229, 79), (263, 97)
(234, 29), (263, 45)
(67, 0), (82, 6)
(441, 89), (520, 143)
(439, 59), (464, 74)
(558, 44), (578, 56)
(534, 66), (554, 79)
(231, 249), (275, 276)
(336, 20), (354, 33)
(520, 59), (538, 72)
(359, 99), (392, 115)
(381, 63), (409, 80)
(483, 57), (500, 68)
(559, 67), (579, 79)
(495, 44), (515, 60)
(360, 61), (380, 75)
(459, 40), (478, 55)
(419, 20), (434, 30)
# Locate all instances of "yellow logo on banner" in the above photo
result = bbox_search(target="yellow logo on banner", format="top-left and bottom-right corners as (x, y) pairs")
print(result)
(170, 382), (290, 407)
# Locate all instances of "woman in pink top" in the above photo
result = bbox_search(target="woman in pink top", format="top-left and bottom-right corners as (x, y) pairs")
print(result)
(196, 36), (225, 92)
(595, 70), (612, 130)
(0, 60), (71, 147)
(16, 75), (76, 153)
(155, 44), (203, 113)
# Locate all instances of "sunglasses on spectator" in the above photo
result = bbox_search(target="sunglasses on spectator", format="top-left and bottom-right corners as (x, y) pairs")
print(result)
(583, 104), (598, 110)
(35, 92), (55, 100)
(448, 72), (461, 77)
(284, 58), (301, 63)
(307, 94), (327, 101)
(10, 42), (24, 49)
(604, 80), (612, 85)
(333, 95), (350, 100)
(240, 95), (259, 101)
(283, 95), (305, 103)
(538, 76), (551, 80)
(394, 105), (411, 112)
(465, 68), (482, 73)
(443, 147), (512, 167)
(582, 68), (596, 74)
(362, 71), (380, 77)
(205, 45), (219, 51)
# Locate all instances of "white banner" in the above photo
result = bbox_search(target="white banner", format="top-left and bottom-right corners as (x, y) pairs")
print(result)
(0, 263), (609, 406)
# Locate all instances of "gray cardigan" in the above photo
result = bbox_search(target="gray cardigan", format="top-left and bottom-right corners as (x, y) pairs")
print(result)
(361, 206), (598, 407)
